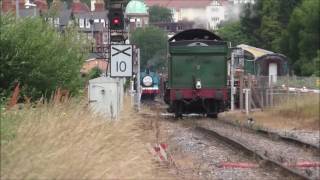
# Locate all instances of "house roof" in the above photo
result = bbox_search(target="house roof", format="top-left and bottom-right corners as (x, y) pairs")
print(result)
(145, 0), (212, 9)
(73, 11), (108, 19)
(237, 44), (274, 59)
(71, 1), (90, 13)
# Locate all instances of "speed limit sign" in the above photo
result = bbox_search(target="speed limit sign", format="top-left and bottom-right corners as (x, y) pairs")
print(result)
(110, 44), (133, 77)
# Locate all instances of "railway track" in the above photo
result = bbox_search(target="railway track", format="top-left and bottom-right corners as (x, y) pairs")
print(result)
(195, 127), (312, 180)
(218, 118), (320, 150)
(139, 103), (319, 179)
(158, 118), (302, 179)
(195, 120), (320, 180)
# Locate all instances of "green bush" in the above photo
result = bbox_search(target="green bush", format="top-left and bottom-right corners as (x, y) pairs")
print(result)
(0, 15), (87, 100)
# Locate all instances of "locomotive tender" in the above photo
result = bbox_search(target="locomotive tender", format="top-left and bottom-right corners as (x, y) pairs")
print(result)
(164, 29), (229, 118)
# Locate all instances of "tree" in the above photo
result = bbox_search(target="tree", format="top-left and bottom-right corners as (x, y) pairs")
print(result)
(281, 0), (319, 75)
(222, 0), (319, 76)
(149, 6), (173, 23)
(130, 26), (167, 70)
(239, 1), (263, 47)
(259, 0), (302, 52)
(217, 21), (250, 46)
(0, 15), (87, 100)
(87, 67), (102, 80)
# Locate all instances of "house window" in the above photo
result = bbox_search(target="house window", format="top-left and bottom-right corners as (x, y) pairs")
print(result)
(85, 19), (90, 29)
(136, 19), (141, 28)
(48, 17), (53, 25)
(79, 18), (84, 28)
(101, 19), (105, 27)
(211, 7), (218, 11)
(136, 22), (142, 27)
(54, 18), (59, 27)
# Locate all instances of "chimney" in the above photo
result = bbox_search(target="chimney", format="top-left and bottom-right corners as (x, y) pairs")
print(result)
(1, 0), (13, 12)
(34, 0), (48, 11)
(91, 0), (95, 11)
(51, 0), (62, 10)
(94, 0), (104, 11)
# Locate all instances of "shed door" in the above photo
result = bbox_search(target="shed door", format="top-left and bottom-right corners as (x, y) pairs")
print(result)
(269, 63), (277, 83)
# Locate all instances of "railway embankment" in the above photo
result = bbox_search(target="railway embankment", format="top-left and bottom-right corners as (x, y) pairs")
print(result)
(0, 97), (177, 179)
(219, 93), (320, 148)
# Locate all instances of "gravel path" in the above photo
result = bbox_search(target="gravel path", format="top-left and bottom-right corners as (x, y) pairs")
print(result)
(160, 119), (295, 180)
(198, 120), (320, 180)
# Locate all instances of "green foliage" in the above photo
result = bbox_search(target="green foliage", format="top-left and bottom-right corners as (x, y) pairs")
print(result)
(87, 67), (102, 80)
(0, 15), (87, 100)
(130, 26), (167, 70)
(239, 1), (263, 46)
(220, 0), (318, 76)
(0, 109), (23, 145)
(149, 6), (173, 23)
(217, 21), (250, 46)
(281, 0), (319, 76)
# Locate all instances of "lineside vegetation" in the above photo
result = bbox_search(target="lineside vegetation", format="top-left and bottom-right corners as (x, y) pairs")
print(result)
(0, 15), (88, 100)
(0, 98), (174, 179)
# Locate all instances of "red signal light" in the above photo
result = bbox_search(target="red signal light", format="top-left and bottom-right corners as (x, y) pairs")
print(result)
(112, 17), (120, 25)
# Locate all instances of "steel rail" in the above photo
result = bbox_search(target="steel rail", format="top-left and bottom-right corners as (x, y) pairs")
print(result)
(218, 118), (320, 151)
(255, 128), (320, 150)
(196, 127), (311, 180)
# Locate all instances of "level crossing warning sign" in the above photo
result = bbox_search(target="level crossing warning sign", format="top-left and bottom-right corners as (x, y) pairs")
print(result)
(110, 44), (133, 77)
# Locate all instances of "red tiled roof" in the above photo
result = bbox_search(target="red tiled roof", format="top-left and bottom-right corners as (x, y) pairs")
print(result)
(71, 2), (90, 13)
(145, 0), (212, 9)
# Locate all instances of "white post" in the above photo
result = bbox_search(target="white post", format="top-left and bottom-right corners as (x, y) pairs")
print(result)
(230, 52), (235, 111)
(245, 89), (250, 116)
(136, 48), (141, 111)
(16, 0), (19, 18)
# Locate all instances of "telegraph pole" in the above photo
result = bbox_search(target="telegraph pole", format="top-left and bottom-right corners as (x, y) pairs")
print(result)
(16, 0), (19, 18)
(230, 52), (235, 111)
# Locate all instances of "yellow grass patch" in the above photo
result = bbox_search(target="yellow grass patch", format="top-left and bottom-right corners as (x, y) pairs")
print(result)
(220, 94), (320, 131)
(1, 97), (175, 179)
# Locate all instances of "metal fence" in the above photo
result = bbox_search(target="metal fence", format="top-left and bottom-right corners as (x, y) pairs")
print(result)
(237, 75), (319, 111)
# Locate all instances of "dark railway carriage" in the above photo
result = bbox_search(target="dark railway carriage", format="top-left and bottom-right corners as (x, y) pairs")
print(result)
(164, 29), (229, 118)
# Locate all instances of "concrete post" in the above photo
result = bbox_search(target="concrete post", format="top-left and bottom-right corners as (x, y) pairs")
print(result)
(136, 48), (141, 111)
(245, 89), (250, 116)
(239, 72), (244, 110)
(230, 53), (235, 111)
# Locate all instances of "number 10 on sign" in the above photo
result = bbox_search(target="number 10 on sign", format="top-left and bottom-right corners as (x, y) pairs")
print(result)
(110, 45), (133, 77)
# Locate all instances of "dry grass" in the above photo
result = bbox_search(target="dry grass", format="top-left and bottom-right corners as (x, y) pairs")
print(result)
(1, 97), (175, 179)
(220, 94), (320, 131)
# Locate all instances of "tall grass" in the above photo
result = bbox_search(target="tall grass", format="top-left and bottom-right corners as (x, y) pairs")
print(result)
(220, 94), (319, 130)
(273, 94), (319, 121)
(1, 98), (174, 179)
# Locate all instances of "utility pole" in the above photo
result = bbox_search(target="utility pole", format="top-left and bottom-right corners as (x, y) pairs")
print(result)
(230, 51), (235, 111)
(16, 0), (19, 18)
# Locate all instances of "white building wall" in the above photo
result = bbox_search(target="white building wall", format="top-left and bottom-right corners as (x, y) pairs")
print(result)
(169, 1), (227, 30)
(206, 1), (225, 30)
(233, 0), (255, 4)
(168, 0), (251, 30)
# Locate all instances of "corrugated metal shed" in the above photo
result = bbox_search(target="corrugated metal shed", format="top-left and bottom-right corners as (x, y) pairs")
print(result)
(237, 44), (274, 59)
